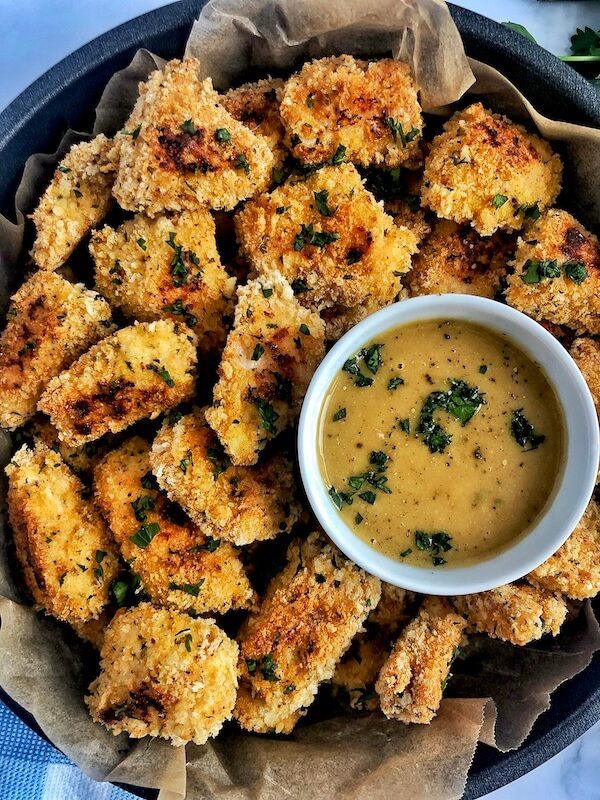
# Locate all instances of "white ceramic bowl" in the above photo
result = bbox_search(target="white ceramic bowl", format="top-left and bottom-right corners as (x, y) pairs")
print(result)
(298, 295), (600, 595)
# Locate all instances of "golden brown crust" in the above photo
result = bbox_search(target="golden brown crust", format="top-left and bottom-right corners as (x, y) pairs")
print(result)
(332, 630), (390, 711)
(6, 443), (119, 624)
(150, 409), (300, 546)
(112, 58), (274, 215)
(421, 103), (562, 236)
(0, 272), (113, 431)
(30, 134), (118, 270)
(280, 56), (423, 169)
(221, 78), (286, 167)
(571, 337), (600, 416)
(38, 320), (197, 446)
(234, 532), (381, 733)
(505, 210), (600, 333)
(86, 603), (239, 745)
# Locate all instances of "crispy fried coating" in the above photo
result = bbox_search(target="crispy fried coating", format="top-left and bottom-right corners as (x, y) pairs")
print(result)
(150, 410), (300, 546)
(94, 436), (255, 613)
(30, 134), (117, 270)
(236, 163), (418, 312)
(71, 609), (114, 650)
(421, 103), (562, 236)
(5, 443), (119, 624)
(319, 301), (375, 343)
(205, 273), (325, 464)
(571, 337), (600, 416)
(375, 597), (466, 724)
(0, 272), (113, 431)
(221, 78), (286, 167)
(527, 500), (600, 600)
(38, 320), (197, 447)
(451, 582), (567, 645)
(407, 219), (512, 298)
(505, 210), (600, 333)
(234, 532), (381, 733)
(112, 58), (274, 215)
(332, 629), (390, 711)
(369, 583), (419, 631)
(280, 56), (423, 169)
(86, 603), (239, 745)
(91, 210), (235, 355)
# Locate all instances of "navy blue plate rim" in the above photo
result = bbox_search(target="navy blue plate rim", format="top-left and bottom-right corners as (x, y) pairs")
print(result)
(0, 2), (599, 798)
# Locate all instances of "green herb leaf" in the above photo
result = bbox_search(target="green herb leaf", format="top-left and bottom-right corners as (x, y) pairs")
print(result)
(188, 536), (221, 553)
(388, 376), (405, 390)
(272, 166), (284, 185)
(346, 248), (363, 265)
(333, 407), (346, 422)
(254, 397), (279, 434)
(130, 521), (161, 548)
(400, 548), (412, 557)
(137, 237), (147, 250)
(314, 189), (336, 217)
(283, 683), (296, 694)
(168, 578), (205, 596)
(385, 117), (419, 147)
(260, 654), (280, 682)
(299, 323), (310, 336)
(315, 573), (326, 584)
(399, 418), (410, 434)
(330, 144), (347, 165)
(246, 658), (258, 674)
(492, 194), (508, 208)
(502, 22), (538, 43)
(479, 365), (488, 375)
(141, 471), (158, 490)
(148, 363), (175, 387)
(215, 128), (231, 143)
(369, 450), (389, 470)
(262, 286), (274, 298)
(180, 119), (197, 134)
(564, 260), (588, 285)
(520, 258), (562, 284)
(180, 449), (193, 474)
(363, 343), (384, 375)
(251, 343), (265, 361)
(358, 490), (376, 505)
(123, 124), (141, 139)
(291, 278), (310, 295)
(234, 153), (250, 174)
(510, 408), (546, 450)
(329, 486), (343, 510)
(355, 512), (364, 525)
(131, 494), (156, 522)
(206, 445), (231, 480)
(570, 26), (600, 57)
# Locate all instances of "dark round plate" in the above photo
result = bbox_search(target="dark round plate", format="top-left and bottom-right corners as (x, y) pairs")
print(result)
(0, 3), (599, 798)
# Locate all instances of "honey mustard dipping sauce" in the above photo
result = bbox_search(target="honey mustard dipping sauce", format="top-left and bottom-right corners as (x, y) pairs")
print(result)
(319, 319), (565, 568)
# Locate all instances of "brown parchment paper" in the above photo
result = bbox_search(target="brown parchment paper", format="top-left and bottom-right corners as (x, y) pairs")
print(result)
(1, 1), (600, 798)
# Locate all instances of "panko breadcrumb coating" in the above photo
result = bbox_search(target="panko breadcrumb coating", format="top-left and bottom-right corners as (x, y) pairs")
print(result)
(234, 532), (381, 734)
(375, 597), (466, 724)
(30, 134), (118, 270)
(332, 629), (390, 711)
(5, 443), (119, 624)
(505, 210), (600, 333)
(571, 337), (600, 416)
(91, 210), (235, 356)
(86, 603), (239, 745)
(407, 219), (513, 298)
(150, 409), (300, 546)
(320, 301), (376, 343)
(527, 500), (600, 600)
(235, 163), (418, 312)
(112, 58), (274, 215)
(0, 271), (113, 431)
(280, 56), (423, 169)
(369, 583), (419, 632)
(451, 582), (567, 645)
(205, 273), (325, 465)
(38, 319), (197, 447)
(94, 437), (255, 613)
(421, 103), (562, 236)
(70, 610), (113, 651)
(221, 78), (286, 167)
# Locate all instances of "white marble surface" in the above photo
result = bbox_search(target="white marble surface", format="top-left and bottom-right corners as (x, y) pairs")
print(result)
(1, 1), (600, 798)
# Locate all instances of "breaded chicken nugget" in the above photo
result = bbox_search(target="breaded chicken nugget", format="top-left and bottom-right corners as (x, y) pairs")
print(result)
(205, 273), (325, 465)
(332, 629), (390, 711)
(319, 301), (376, 343)
(150, 409), (300, 546)
(91, 210), (235, 355)
(221, 78), (286, 167)
(94, 436), (255, 613)
(71, 610), (113, 650)
(234, 532), (381, 733)
(451, 582), (567, 645)
(527, 500), (600, 600)
(235, 163), (418, 312)
(280, 56), (423, 169)
(30, 134), (118, 270)
(571, 337), (600, 416)
(369, 583), (419, 632)
(407, 219), (513, 299)
(421, 103), (562, 236)
(86, 603), (239, 745)
(375, 597), (465, 724)
(112, 58), (274, 215)
(38, 320), (197, 446)
(0, 272), (112, 431)
(6, 443), (119, 624)
(505, 210), (600, 333)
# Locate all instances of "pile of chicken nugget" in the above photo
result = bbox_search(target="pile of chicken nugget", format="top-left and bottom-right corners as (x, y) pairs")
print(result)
(1, 53), (600, 747)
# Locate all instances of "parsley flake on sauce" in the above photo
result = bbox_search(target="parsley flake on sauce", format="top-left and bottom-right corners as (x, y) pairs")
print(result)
(417, 379), (485, 454)
(414, 530), (453, 565)
(388, 376), (405, 390)
(333, 407), (346, 421)
(510, 408), (546, 450)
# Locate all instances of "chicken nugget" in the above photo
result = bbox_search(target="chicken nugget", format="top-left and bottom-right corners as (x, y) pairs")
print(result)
(86, 603), (239, 745)
(505, 210), (600, 333)
(332, 629), (390, 712)
(571, 337), (600, 416)
(527, 500), (600, 600)
(375, 597), (466, 724)
(112, 58), (274, 215)
(205, 273), (325, 465)
(234, 532), (380, 734)
(407, 219), (513, 299)
(30, 134), (118, 270)
(235, 163), (418, 312)
(0, 272), (113, 431)
(451, 582), (567, 645)
(94, 436), (255, 613)
(221, 78), (286, 167)
(91, 210), (235, 355)
(369, 582), (419, 632)
(280, 56), (423, 169)
(38, 319), (197, 447)
(6, 443), (119, 624)
(421, 103), (562, 236)
(150, 409), (300, 546)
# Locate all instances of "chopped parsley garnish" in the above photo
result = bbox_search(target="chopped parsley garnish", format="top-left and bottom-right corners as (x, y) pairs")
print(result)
(329, 486), (343, 511)
(130, 522), (160, 548)
(358, 490), (376, 505)
(137, 237), (147, 250)
(180, 119), (197, 134)
(330, 144), (347, 165)
(141, 471), (158, 490)
(290, 133), (302, 147)
(314, 189), (336, 217)
(520, 259), (562, 284)
(262, 286), (274, 298)
(451, 155), (468, 166)
(291, 278), (310, 295)
(215, 128), (231, 143)
(272, 166), (284, 185)
(414, 530), (453, 565)
(162, 299), (198, 327)
(400, 548), (412, 558)
(123, 124), (141, 139)
(254, 397), (279, 434)
(276, 205), (290, 214)
(315, 573), (327, 584)
(246, 658), (258, 674)
(251, 343), (265, 361)
(564, 260), (588, 285)
(165, 231), (188, 287)
(342, 344), (383, 387)
(168, 579), (205, 596)
(492, 194), (508, 208)
(399, 418), (410, 434)
(234, 153), (250, 174)
(206, 445), (231, 480)
(148, 363), (175, 387)
(355, 512), (364, 525)
(283, 683), (296, 694)
(260, 654), (280, 682)
(479, 364), (488, 374)
(515, 202), (541, 221)
(346, 249), (363, 265)
(188, 536), (221, 553)
(168, 409), (183, 426)
(388, 376), (405, 390)
(131, 494), (156, 522)
(385, 117), (419, 147)
(180, 449), (193, 474)
(307, 93), (315, 108)
(333, 407), (346, 422)
(363, 344), (384, 375)
(369, 450), (389, 469)
(299, 323), (310, 336)
(294, 222), (339, 250)
(510, 408), (546, 450)
(93, 550), (107, 582)
(73, 189), (83, 198)
(417, 379), (485, 454)
(57, 165), (71, 173)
